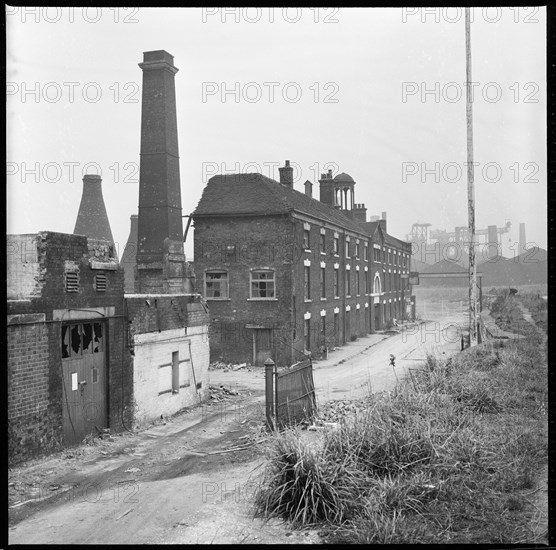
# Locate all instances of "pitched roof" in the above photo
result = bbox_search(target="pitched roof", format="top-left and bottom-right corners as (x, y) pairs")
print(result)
(193, 173), (368, 235)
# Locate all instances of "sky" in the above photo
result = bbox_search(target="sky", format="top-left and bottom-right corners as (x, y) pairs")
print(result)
(6, 7), (547, 260)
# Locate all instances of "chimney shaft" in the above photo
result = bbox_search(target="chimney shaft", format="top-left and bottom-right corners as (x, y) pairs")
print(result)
(279, 160), (293, 188)
(136, 50), (189, 293)
(304, 180), (313, 198)
(73, 174), (115, 250)
(519, 222), (526, 255)
(381, 211), (387, 220)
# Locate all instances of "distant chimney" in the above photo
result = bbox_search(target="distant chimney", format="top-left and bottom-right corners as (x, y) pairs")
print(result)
(304, 180), (313, 198)
(279, 160), (294, 188)
(381, 211), (387, 220)
(370, 215), (379, 222)
(74, 174), (115, 253)
(122, 214), (138, 293)
(519, 222), (526, 255)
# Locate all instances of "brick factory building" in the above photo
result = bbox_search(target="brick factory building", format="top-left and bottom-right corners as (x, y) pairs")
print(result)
(193, 163), (413, 367)
(7, 50), (209, 464)
(7, 232), (131, 463)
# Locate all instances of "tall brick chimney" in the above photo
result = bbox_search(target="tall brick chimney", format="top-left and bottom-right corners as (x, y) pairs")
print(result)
(121, 214), (138, 293)
(73, 174), (115, 254)
(279, 160), (294, 188)
(304, 180), (313, 198)
(136, 50), (190, 293)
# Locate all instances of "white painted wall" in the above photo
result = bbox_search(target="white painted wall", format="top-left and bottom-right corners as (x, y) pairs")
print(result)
(132, 324), (210, 427)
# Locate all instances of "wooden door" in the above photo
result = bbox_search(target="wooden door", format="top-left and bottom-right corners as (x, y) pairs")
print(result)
(61, 322), (107, 444)
(254, 329), (273, 366)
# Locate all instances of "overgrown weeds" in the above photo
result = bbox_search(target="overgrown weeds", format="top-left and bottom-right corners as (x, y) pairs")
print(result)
(253, 293), (547, 544)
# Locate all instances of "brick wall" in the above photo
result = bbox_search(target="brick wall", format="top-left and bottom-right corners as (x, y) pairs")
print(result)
(292, 219), (373, 355)
(7, 232), (131, 465)
(7, 320), (64, 463)
(193, 215), (295, 366)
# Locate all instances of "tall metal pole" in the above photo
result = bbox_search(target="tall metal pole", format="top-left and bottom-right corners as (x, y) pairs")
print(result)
(465, 8), (478, 345)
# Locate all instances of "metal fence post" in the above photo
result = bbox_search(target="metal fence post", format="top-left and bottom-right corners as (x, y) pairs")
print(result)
(264, 358), (275, 431)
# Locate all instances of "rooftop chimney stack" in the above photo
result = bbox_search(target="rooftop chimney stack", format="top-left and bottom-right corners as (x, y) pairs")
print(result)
(135, 50), (190, 293)
(73, 174), (116, 255)
(279, 160), (294, 188)
(381, 211), (387, 220)
(304, 180), (313, 198)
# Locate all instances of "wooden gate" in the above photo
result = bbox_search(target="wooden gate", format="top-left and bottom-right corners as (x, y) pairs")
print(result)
(61, 321), (107, 444)
(266, 358), (316, 429)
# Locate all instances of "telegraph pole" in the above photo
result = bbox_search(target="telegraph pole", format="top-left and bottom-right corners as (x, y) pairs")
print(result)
(465, 7), (478, 345)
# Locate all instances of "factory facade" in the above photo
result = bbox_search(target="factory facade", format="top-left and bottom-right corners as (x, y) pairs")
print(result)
(193, 164), (413, 367)
(7, 50), (209, 464)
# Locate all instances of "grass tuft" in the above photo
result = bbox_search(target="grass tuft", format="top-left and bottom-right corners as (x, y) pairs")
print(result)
(253, 291), (547, 544)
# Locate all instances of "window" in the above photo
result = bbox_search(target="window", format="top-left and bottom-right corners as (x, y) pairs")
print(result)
(365, 270), (370, 294)
(373, 248), (381, 262)
(355, 242), (360, 258)
(364, 244), (368, 261)
(333, 236), (339, 255)
(388, 252), (392, 264)
(345, 237), (350, 258)
(304, 319), (311, 351)
(251, 270), (275, 298)
(321, 316), (326, 345)
(333, 269), (339, 298)
(62, 322), (103, 359)
(345, 268), (351, 296)
(205, 271), (229, 299)
(320, 267), (326, 298)
(320, 233), (326, 255)
(303, 229), (310, 250)
(356, 270), (361, 295)
(373, 275), (381, 295)
(304, 266), (311, 300)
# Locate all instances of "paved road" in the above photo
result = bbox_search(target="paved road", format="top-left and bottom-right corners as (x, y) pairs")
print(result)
(314, 312), (466, 403)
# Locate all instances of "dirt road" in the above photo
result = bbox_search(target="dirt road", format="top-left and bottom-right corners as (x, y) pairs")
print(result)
(8, 313), (466, 544)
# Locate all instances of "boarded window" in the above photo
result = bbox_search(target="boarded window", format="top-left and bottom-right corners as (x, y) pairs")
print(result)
(172, 351), (179, 393)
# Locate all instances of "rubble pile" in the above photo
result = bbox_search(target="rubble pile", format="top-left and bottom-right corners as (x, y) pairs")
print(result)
(208, 384), (243, 403)
(209, 361), (256, 372)
(316, 399), (363, 423)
